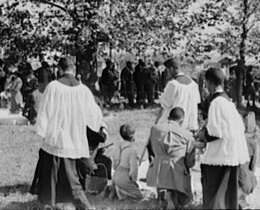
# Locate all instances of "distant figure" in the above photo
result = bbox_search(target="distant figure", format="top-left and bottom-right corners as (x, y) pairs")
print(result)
(35, 61), (53, 93)
(154, 61), (161, 99)
(245, 66), (256, 107)
(0, 81), (11, 108)
(134, 59), (146, 105)
(120, 61), (135, 107)
(100, 60), (119, 104)
(0, 59), (6, 93)
(22, 79), (41, 125)
(23, 70), (38, 102)
(146, 107), (196, 209)
(144, 62), (158, 105)
(10, 72), (23, 113)
(156, 57), (201, 132)
(160, 66), (169, 91)
(112, 124), (143, 201)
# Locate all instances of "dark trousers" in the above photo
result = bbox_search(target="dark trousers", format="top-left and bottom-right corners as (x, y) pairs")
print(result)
(136, 84), (145, 105)
(201, 164), (238, 209)
(126, 83), (135, 107)
(145, 83), (155, 104)
(30, 149), (91, 209)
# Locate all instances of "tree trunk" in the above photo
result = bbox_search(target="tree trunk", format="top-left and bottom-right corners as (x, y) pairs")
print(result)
(236, 59), (245, 107)
(236, 0), (248, 107)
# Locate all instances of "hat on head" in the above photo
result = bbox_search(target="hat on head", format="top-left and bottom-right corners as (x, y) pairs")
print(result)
(120, 124), (135, 141)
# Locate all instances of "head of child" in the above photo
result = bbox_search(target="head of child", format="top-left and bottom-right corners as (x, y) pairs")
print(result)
(120, 124), (136, 142)
(168, 107), (185, 126)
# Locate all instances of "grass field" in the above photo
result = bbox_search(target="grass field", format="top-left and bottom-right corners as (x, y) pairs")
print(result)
(0, 107), (259, 209)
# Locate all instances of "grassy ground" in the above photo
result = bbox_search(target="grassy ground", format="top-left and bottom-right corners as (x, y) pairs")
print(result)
(0, 107), (259, 209)
(0, 108), (162, 210)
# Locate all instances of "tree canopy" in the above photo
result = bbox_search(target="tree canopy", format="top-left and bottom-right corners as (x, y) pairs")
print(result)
(1, 0), (260, 99)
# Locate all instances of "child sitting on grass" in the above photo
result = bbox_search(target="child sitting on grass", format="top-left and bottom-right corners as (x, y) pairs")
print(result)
(112, 124), (143, 201)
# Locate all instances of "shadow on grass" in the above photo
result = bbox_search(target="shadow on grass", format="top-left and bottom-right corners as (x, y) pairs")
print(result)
(0, 183), (31, 196)
(0, 184), (201, 210)
(2, 200), (43, 210)
(1, 194), (202, 210)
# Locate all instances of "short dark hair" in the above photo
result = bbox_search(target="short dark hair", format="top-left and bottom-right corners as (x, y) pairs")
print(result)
(169, 107), (185, 121)
(126, 61), (132, 68)
(58, 57), (74, 71)
(205, 67), (225, 86)
(138, 59), (145, 67)
(41, 61), (49, 68)
(106, 59), (112, 66)
(120, 124), (135, 141)
(154, 61), (160, 68)
(164, 57), (180, 69)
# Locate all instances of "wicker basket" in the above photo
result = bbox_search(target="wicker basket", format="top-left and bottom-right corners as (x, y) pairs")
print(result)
(85, 163), (108, 194)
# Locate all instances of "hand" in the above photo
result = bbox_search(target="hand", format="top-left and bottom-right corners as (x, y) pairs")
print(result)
(194, 129), (206, 141)
(194, 140), (207, 149)
(99, 127), (108, 140)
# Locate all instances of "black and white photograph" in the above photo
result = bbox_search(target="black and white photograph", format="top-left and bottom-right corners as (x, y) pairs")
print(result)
(0, 0), (260, 209)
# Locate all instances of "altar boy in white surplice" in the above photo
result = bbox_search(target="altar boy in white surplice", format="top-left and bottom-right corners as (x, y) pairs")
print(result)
(196, 67), (249, 210)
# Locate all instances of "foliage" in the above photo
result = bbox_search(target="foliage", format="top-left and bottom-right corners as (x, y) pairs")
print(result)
(0, 0), (112, 91)
(189, 0), (260, 61)
(2, 0), (260, 95)
(0, 0), (109, 56)
(186, 0), (260, 105)
(103, 0), (198, 62)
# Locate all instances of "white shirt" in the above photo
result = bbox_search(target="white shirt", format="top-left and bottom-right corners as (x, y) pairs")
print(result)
(200, 96), (250, 166)
(158, 76), (201, 130)
(36, 81), (103, 159)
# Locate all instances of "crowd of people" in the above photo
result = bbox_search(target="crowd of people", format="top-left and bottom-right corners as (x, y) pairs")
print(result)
(1, 55), (258, 209)
(100, 58), (168, 108)
(0, 58), (54, 124)
(0, 56), (168, 123)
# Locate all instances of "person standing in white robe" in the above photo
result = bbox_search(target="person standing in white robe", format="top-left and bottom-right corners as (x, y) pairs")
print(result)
(30, 57), (104, 210)
(156, 57), (201, 132)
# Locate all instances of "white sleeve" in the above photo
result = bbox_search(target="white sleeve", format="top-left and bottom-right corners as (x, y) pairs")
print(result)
(85, 88), (103, 132)
(194, 83), (201, 104)
(206, 100), (223, 138)
(35, 83), (52, 138)
(160, 81), (176, 109)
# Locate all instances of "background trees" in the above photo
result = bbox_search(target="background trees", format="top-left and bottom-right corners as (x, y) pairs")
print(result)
(190, 0), (260, 106)
(1, 0), (109, 92)
(1, 0), (260, 104)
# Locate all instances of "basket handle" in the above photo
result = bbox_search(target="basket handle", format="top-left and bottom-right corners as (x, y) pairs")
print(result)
(89, 163), (108, 180)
